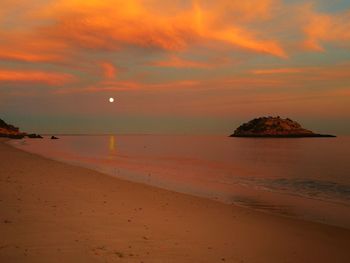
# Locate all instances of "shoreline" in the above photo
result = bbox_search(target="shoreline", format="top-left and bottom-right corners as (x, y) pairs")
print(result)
(1, 139), (350, 262)
(8, 137), (350, 230)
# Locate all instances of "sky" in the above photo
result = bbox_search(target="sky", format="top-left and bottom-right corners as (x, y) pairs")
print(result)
(1, 0), (350, 135)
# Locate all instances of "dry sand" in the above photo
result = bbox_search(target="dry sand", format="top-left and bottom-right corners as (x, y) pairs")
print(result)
(1, 139), (350, 263)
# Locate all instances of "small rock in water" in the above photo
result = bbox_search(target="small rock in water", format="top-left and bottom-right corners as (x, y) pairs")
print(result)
(27, 133), (43, 139)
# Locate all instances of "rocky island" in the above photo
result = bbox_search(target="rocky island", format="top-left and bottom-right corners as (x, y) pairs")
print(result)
(231, 116), (336, 138)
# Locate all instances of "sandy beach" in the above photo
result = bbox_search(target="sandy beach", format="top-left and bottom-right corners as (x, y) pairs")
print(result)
(1, 138), (350, 263)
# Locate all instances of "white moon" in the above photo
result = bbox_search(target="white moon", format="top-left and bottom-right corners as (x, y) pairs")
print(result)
(109, 97), (114, 103)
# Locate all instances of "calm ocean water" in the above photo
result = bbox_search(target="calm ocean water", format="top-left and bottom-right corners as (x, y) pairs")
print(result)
(9, 135), (350, 228)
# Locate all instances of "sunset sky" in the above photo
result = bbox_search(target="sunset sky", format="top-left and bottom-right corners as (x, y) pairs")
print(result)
(1, 0), (350, 134)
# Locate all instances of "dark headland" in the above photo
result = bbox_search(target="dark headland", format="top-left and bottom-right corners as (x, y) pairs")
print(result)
(231, 116), (336, 138)
(0, 118), (42, 139)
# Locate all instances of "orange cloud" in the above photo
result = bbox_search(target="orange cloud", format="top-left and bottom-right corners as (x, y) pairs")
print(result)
(191, 0), (287, 57)
(52, 62), (350, 95)
(0, 50), (60, 63)
(100, 62), (117, 79)
(37, 1), (191, 51)
(252, 68), (304, 74)
(54, 79), (200, 94)
(150, 56), (213, 69)
(303, 8), (350, 51)
(0, 70), (75, 85)
(28, 0), (287, 57)
(0, 31), (69, 63)
(210, 28), (287, 58)
(251, 64), (350, 81)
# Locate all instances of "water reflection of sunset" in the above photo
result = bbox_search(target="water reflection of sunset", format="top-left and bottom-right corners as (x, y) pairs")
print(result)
(109, 135), (116, 153)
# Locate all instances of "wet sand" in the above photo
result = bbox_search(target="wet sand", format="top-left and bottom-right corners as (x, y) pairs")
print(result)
(1, 138), (350, 263)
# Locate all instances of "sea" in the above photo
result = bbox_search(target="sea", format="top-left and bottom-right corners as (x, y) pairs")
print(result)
(9, 135), (350, 229)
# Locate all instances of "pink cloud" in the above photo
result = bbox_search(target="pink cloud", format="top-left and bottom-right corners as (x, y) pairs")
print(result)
(100, 62), (117, 79)
(0, 70), (75, 85)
